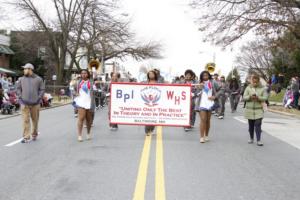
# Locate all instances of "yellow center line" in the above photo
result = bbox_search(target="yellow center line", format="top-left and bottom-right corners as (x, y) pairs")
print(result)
(155, 126), (166, 200)
(133, 134), (152, 200)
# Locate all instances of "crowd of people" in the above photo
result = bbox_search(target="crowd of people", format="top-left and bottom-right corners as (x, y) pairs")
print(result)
(68, 68), (268, 146)
(0, 71), (54, 116)
(172, 70), (267, 145)
(11, 62), (300, 146)
(0, 73), (19, 114)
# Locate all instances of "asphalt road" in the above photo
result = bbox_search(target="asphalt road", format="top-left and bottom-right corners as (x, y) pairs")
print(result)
(0, 104), (300, 200)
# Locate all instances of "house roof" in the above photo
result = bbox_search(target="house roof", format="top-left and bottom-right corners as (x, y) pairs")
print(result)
(0, 45), (14, 55)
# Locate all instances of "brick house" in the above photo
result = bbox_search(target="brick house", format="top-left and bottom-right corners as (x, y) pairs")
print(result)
(0, 33), (15, 74)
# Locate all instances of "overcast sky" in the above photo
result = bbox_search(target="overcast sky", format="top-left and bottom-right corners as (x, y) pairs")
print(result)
(0, 0), (244, 79)
(121, 0), (241, 79)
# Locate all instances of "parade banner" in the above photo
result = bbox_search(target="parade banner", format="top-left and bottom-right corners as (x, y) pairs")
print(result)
(110, 83), (191, 126)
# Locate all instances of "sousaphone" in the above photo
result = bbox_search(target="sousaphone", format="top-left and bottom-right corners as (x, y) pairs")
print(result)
(88, 59), (101, 74)
(205, 62), (216, 74)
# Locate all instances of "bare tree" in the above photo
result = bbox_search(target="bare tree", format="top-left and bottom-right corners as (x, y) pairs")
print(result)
(191, 0), (300, 47)
(12, 0), (97, 83)
(236, 40), (274, 81)
(66, 0), (116, 70)
(79, 4), (162, 69)
(11, 0), (162, 82)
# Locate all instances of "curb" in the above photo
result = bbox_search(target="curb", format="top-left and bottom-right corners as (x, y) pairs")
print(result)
(0, 102), (71, 121)
(268, 108), (297, 117)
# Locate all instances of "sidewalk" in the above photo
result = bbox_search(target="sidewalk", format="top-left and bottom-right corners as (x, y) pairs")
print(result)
(0, 100), (72, 120)
(268, 101), (300, 118)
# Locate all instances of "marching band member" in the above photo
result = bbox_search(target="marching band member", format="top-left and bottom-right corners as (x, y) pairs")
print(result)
(195, 71), (217, 143)
(74, 69), (95, 142)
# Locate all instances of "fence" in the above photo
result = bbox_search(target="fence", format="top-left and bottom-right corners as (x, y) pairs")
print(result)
(45, 85), (71, 103)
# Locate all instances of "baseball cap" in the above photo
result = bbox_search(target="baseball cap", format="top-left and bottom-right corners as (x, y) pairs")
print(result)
(23, 63), (34, 70)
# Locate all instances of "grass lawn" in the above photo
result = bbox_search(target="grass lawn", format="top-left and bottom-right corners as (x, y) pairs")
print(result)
(269, 89), (285, 103)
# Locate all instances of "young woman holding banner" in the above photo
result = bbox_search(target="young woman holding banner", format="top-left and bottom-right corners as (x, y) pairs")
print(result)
(145, 70), (158, 136)
(183, 69), (198, 132)
(195, 71), (217, 143)
(108, 72), (121, 131)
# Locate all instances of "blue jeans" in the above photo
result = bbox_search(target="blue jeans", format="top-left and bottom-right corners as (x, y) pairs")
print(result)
(248, 118), (262, 141)
(248, 118), (262, 142)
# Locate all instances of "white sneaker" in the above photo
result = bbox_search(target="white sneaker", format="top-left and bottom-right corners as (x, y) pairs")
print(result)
(184, 127), (192, 132)
(86, 134), (92, 140)
(200, 138), (205, 143)
(257, 141), (264, 146)
(218, 116), (224, 119)
(248, 139), (254, 144)
(78, 136), (83, 142)
(205, 137), (210, 142)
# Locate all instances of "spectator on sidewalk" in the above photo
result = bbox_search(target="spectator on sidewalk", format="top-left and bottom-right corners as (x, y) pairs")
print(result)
(291, 77), (299, 109)
(271, 74), (278, 85)
(7, 77), (17, 91)
(243, 74), (268, 146)
(0, 73), (9, 90)
(17, 63), (45, 143)
(283, 87), (294, 109)
(275, 73), (285, 94)
(0, 81), (3, 109)
(265, 81), (272, 107)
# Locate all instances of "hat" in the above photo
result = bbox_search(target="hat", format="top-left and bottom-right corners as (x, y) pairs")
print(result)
(23, 63), (34, 70)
